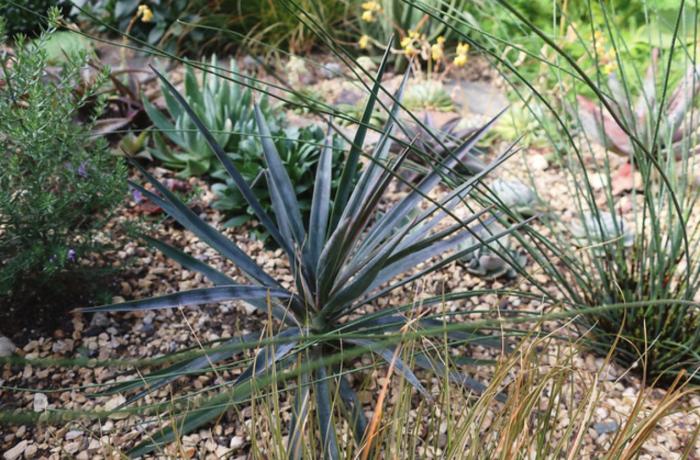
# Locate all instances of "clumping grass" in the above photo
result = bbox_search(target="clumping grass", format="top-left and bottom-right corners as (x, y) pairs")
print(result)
(165, 324), (696, 459)
(412, 0), (700, 385)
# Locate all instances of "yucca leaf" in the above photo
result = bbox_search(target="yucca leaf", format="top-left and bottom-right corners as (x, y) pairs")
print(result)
(349, 339), (430, 399)
(287, 372), (311, 460)
(143, 236), (234, 286)
(127, 177), (282, 291)
(330, 40), (392, 229)
(307, 126), (334, 274)
(78, 285), (291, 313)
(338, 374), (368, 446)
(359, 108), (506, 254)
(116, 332), (262, 406)
(314, 364), (340, 460)
(150, 66), (293, 257)
(254, 104), (307, 247)
(233, 327), (301, 385)
(128, 329), (299, 457)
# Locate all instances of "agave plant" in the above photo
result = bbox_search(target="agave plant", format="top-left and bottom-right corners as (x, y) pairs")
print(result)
(211, 124), (347, 232)
(576, 49), (700, 158)
(79, 51), (518, 456)
(144, 55), (283, 177)
(396, 112), (486, 185)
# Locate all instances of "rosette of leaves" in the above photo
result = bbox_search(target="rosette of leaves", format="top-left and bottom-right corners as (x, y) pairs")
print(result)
(144, 55), (283, 178)
(458, 223), (526, 280)
(490, 178), (539, 218)
(79, 50), (519, 457)
(403, 79), (454, 112)
(211, 124), (346, 233)
(397, 113), (486, 184)
(570, 211), (634, 253)
(576, 49), (700, 158)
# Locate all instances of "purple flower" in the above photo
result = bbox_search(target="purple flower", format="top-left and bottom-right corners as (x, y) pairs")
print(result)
(131, 188), (143, 204)
(77, 162), (89, 178)
(67, 249), (77, 262)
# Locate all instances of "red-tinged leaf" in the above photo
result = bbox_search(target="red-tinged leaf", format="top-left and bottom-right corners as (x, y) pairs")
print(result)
(577, 95), (632, 155)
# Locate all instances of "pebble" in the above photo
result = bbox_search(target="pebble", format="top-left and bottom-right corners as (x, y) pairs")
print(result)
(593, 420), (619, 435)
(33, 393), (48, 412)
(3, 440), (27, 460)
(528, 153), (549, 171)
(0, 336), (16, 357)
(229, 436), (244, 450)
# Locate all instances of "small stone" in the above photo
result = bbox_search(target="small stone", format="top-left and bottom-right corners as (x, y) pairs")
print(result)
(24, 444), (37, 459)
(64, 441), (81, 454)
(593, 420), (619, 435)
(65, 430), (83, 440)
(104, 395), (128, 420)
(90, 313), (110, 328)
(229, 436), (244, 450)
(33, 393), (48, 412)
(528, 153), (549, 171)
(3, 440), (27, 460)
(0, 335), (17, 357)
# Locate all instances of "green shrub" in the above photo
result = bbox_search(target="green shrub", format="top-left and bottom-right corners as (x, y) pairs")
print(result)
(0, 22), (126, 316)
(79, 53), (518, 456)
(0, 0), (71, 36)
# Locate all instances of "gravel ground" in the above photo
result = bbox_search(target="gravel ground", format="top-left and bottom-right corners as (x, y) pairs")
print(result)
(2, 58), (700, 459)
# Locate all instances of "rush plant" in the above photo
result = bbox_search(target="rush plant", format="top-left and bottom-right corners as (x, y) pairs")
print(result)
(413, 0), (700, 383)
(80, 49), (519, 456)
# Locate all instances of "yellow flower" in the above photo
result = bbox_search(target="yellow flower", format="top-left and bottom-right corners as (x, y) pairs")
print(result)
(431, 43), (444, 61)
(400, 36), (411, 48)
(456, 42), (469, 56)
(408, 30), (420, 39)
(603, 62), (616, 75)
(404, 44), (418, 57)
(137, 4), (153, 22)
(436, 36), (446, 45)
(453, 54), (468, 67)
(361, 10), (375, 22)
(362, 1), (382, 12)
(358, 34), (370, 49)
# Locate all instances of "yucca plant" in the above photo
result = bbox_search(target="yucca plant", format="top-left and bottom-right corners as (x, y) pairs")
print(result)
(413, 0), (700, 383)
(80, 50), (520, 456)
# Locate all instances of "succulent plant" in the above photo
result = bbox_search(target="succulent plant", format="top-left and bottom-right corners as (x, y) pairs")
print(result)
(570, 211), (634, 250)
(458, 224), (526, 280)
(576, 49), (700, 158)
(403, 79), (455, 112)
(144, 55), (283, 178)
(211, 124), (347, 235)
(490, 178), (539, 218)
(396, 113), (487, 185)
(79, 52), (514, 457)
